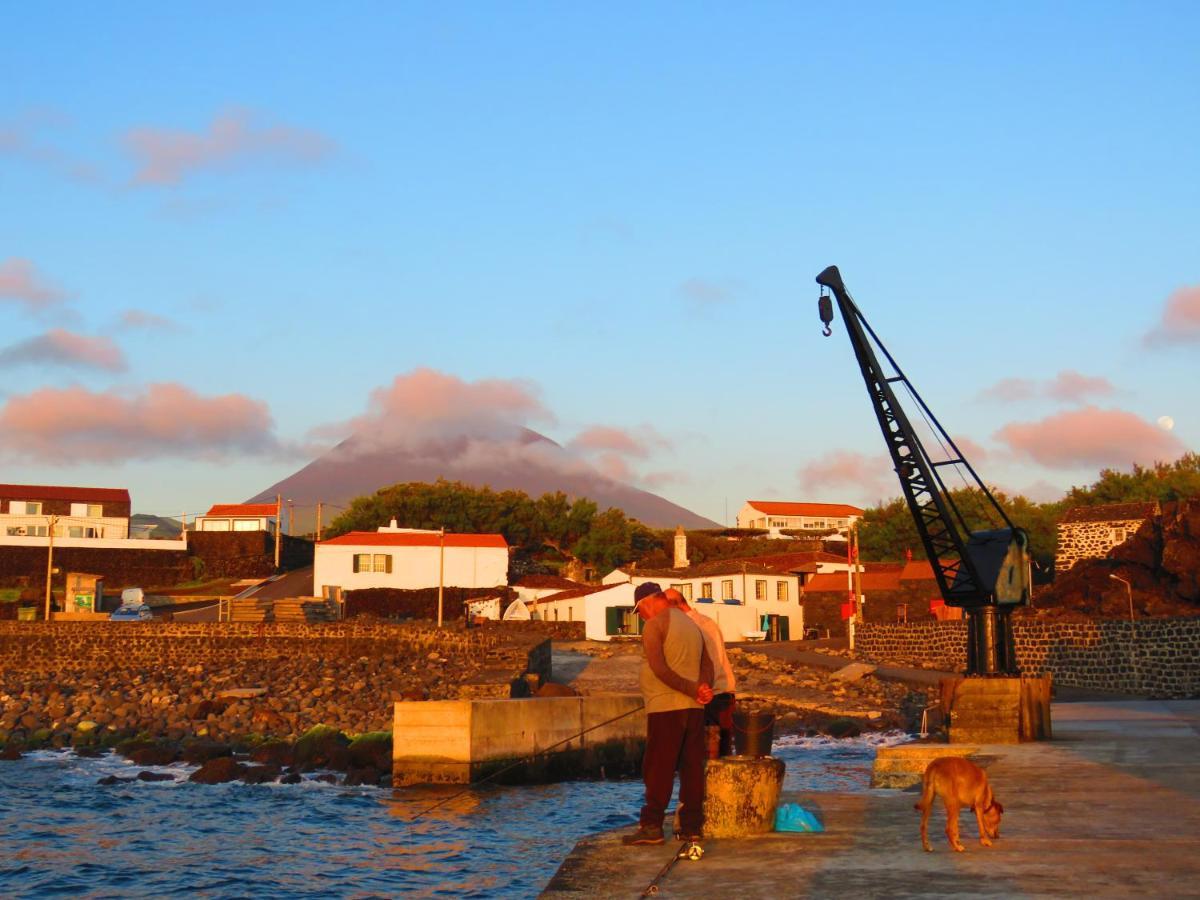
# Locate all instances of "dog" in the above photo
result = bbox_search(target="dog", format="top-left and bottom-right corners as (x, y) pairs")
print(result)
(914, 756), (1003, 852)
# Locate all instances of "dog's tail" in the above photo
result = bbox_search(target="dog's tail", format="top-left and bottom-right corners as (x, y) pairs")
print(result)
(913, 772), (934, 812)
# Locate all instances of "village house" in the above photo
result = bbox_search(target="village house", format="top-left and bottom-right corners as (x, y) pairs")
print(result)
(194, 503), (278, 533)
(533, 582), (639, 639)
(313, 527), (509, 599)
(735, 500), (864, 539)
(0, 484), (131, 540)
(1055, 501), (1160, 572)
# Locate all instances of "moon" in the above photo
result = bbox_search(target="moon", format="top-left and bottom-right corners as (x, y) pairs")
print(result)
(1157, 415), (1175, 431)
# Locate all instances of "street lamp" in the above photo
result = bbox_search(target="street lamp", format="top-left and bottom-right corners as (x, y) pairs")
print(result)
(1108, 573), (1134, 623)
(1110, 573), (1138, 693)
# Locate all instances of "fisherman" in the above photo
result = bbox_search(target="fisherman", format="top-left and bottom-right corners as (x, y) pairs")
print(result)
(622, 582), (714, 846)
(662, 587), (737, 757)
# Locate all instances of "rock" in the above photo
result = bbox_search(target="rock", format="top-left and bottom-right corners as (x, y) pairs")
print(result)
(0, 746), (22, 760)
(536, 682), (578, 698)
(128, 745), (179, 767)
(343, 766), (380, 786)
(240, 764), (282, 784)
(279, 771), (302, 784)
(217, 687), (268, 700)
(76, 721), (98, 734)
(830, 663), (877, 683)
(98, 775), (135, 785)
(250, 740), (295, 767)
(823, 717), (863, 739)
(137, 771), (176, 782)
(181, 741), (233, 765)
(347, 733), (392, 772)
(293, 725), (350, 771)
(189, 757), (246, 784)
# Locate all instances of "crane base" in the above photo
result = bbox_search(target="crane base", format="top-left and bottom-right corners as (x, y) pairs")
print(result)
(941, 675), (1052, 744)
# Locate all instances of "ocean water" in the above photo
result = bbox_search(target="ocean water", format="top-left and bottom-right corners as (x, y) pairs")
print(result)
(0, 731), (906, 898)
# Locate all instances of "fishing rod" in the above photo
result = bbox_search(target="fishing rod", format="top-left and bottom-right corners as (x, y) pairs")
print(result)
(407, 701), (646, 821)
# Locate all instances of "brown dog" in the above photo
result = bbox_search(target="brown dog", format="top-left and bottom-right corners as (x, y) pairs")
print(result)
(914, 756), (1003, 852)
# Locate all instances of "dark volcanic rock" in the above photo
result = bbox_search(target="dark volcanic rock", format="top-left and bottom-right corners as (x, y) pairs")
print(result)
(0, 746), (22, 760)
(137, 771), (176, 782)
(189, 757), (246, 784)
(180, 741), (232, 765)
(240, 764), (282, 785)
(279, 771), (302, 785)
(98, 775), (135, 785)
(128, 745), (179, 767)
(250, 741), (295, 767)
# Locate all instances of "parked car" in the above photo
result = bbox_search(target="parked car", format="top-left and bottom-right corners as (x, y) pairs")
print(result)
(110, 603), (154, 621)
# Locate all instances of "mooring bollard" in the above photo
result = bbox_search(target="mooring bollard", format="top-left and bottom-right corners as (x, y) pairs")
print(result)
(702, 755), (786, 838)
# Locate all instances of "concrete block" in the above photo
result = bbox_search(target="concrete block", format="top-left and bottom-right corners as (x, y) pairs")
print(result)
(702, 756), (786, 838)
(830, 662), (877, 683)
(871, 741), (978, 789)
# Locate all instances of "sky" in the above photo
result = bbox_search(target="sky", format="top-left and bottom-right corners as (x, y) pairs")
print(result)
(2, 2), (1198, 526)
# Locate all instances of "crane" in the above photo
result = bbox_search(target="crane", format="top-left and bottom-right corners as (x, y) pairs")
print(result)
(815, 265), (1029, 676)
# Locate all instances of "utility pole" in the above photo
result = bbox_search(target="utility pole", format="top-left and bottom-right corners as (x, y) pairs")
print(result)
(437, 527), (446, 628)
(851, 524), (864, 629)
(288, 501), (295, 536)
(316, 502), (323, 542)
(274, 494), (282, 569)
(44, 515), (58, 621)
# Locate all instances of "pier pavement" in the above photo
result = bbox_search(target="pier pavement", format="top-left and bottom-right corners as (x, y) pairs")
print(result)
(541, 698), (1200, 898)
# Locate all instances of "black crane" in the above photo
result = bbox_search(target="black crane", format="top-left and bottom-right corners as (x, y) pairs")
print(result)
(815, 265), (1029, 676)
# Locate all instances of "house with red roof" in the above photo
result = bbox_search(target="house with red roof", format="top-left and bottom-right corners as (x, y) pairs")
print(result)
(0, 484), (131, 540)
(195, 503), (279, 534)
(313, 527), (509, 598)
(736, 500), (864, 538)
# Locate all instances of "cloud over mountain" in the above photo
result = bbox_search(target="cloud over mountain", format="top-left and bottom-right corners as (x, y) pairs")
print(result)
(0, 329), (126, 372)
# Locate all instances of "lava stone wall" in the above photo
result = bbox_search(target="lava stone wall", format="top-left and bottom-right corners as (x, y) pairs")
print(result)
(1055, 518), (1141, 572)
(0, 545), (191, 593)
(0, 621), (549, 681)
(802, 581), (942, 635)
(188, 532), (313, 579)
(856, 617), (1200, 698)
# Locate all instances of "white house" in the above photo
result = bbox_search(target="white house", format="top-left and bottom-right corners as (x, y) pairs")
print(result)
(600, 559), (804, 643)
(314, 529), (509, 598)
(0, 484), (131, 540)
(195, 503), (278, 533)
(512, 574), (590, 605)
(736, 500), (864, 539)
(535, 582), (640, 641)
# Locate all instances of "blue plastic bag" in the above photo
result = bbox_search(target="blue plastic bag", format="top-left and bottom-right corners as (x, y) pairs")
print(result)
(774, 803), (824, 833)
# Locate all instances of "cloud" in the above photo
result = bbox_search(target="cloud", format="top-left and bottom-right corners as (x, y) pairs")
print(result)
(978, 370), (1114, 404)
(994, 406), (1187, 470)
(642, 470), (687, 489)
(0, 329), (126, 372)
(797, 450), (895, 502)
(678, 277), (740, 308)
(123, 109), (336, 187)
(1144, 285), (1200, 347)
(569, 424), (671, 459)
(0, 258), (67, 313)
(948, 435), (989, 463)
(0, 383), (284, 464)
(315, 367), (554, 453)
(118, 309), (181, 332)
(0, 111), (100, 183)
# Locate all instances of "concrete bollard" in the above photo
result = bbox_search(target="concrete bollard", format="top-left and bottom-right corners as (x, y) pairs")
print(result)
(702, 756), (786, 838)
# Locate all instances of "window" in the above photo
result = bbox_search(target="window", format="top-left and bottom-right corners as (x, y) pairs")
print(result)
(202, 519), (231, 531)
(670, 582), (693, 601)
(721, 579), (734, 600)
(233, 519), (260, 531)
(754, 579), (767, 601)
(353, 554), (372, 573)
(811, 519), (826, 529)
(770, 518), (787, 528)
(700, 582), (713, 599)
(1111, 528), (1127, 543)
(24, 501), (43, 515)
(374, 554), (393, 573)
(777, 581), (789, 602)
(568, 606), (573, 621)
(88, 503), (103, 517)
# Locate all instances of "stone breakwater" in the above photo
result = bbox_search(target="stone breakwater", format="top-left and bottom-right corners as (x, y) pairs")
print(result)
(0, 621), (550, 760)
(855, 617), (1200, 698)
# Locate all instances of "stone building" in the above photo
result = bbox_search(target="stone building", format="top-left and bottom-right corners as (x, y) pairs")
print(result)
(1055, 501), (1159, 572)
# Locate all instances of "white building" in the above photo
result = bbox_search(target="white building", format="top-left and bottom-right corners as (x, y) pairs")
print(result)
(0, 484), (131, 540)
(535, 582), (640, 640)
(314, 529), (509, 598)
(736, 500), (864, 539)
(195, 503), (278, 533)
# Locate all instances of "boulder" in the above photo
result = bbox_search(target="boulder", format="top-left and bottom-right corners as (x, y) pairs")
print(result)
(137, 771), (176, 782)
(293, 725), (351, 771)
(189, 757), (246, 784)
(128, 745), (179, 767)
(180, 741), (232, 765)
(240, 764), (282, 785)
(250, 740), (295, 767)
(347, 733), (392, 772)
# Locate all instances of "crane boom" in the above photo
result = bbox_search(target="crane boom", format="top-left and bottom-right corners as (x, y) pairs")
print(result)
(816, 265), (1029, 675)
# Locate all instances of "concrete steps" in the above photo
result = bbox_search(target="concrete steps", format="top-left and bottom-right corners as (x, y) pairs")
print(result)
(229, 599), (273, 623)
(273, 597), (338, 623)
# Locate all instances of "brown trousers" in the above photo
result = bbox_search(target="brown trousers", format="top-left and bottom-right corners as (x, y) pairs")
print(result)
(639, 707), (705, 835)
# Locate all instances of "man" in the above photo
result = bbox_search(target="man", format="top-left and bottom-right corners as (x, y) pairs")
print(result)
(663, 587), (737, 757)
(622, 582), (714, 846)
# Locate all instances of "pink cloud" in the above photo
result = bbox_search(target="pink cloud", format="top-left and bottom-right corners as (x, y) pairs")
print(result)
(569, 424), (671, 458)
(119, 309), (180, 332)
(315, 368), (553, 452)
(979, 377), (1036, 403)
(0, 112), (99, 183)
(797, 450), (894, 502)
(123, 109), (335, 187)
(1045, 370), (1115, 403)
(595, 452), (636, 483)
(0, 329), (126, 372)
(0, 383), (282, 463)
(994, 406), (1186, 470)
(1144, 285), (1200, 346)
(949, 435), (989, 463)
(0, 258), (67, 313)
(642, 470), (687, 489)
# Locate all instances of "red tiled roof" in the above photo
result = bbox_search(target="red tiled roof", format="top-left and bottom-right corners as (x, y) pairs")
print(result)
(746, 501), (864, 518)
(803, 570), (903, 593)
(204, 503), (278, 518)
(0, 484), (130, 504)
(320, 531), (508, 549)
(740, 551), (850, 573)
(515, 575), (587, 590)
(539, 583), (622, 603)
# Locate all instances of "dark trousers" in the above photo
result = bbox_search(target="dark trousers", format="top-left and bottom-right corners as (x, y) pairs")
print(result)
(640, 708), (705, 836)
(704, 693), (736, 757)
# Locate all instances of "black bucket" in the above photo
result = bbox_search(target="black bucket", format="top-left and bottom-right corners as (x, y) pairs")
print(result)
(732, 710), (776, 757)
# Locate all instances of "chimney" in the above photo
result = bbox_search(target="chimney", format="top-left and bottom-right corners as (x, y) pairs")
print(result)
(673, 525), (689, 569)
(389, 518), (398, 529)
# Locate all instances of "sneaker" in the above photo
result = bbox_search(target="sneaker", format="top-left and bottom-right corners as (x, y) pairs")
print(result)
(621, 824), (665, 846)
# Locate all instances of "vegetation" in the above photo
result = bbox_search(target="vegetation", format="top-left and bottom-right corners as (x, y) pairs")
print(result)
(325, 480), (655, 572)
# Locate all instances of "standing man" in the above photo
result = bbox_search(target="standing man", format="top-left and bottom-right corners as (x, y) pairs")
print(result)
(663, 588), (737, 757)
(623, 582), (714, 846)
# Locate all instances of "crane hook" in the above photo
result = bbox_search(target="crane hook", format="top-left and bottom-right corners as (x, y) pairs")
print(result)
(818, 292), (834, 337)
(822, 323), (832, 337)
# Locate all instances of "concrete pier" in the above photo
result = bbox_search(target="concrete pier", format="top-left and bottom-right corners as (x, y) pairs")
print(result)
(392, 694), (645, 785)
(542, 699), (1200, 898)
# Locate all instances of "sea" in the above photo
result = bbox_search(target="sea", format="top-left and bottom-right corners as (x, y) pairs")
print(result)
(0, 731), (906, 899)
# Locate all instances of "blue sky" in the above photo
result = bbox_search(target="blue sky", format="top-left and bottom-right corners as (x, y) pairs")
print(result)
(2, 2), (1197, 523)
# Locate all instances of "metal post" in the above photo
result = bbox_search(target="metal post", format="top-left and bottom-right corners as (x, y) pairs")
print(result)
(274, 494), (282, 569)
(316, 502), (323, 542)
(437, 527), (446, 628)
(1110, 574), (1136, 691)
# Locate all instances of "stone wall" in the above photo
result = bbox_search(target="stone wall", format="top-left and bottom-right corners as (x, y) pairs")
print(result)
(856, 617), (1200, 698)
(0, 620), (548, 680)
(1055, 518), (1141, 572)
(802, 581), (940, 636)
